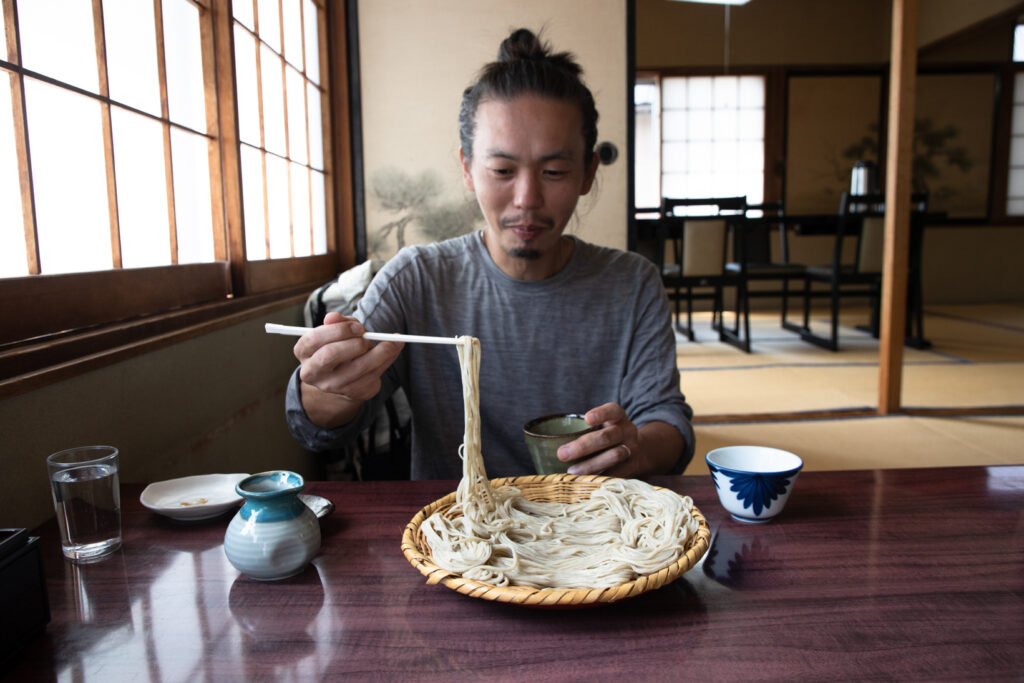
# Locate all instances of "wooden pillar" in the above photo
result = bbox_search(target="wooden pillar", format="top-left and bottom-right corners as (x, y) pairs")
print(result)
(878, 0), (918, 414)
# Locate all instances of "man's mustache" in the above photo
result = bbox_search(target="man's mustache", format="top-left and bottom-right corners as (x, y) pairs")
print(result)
(499, 214), (555, 229)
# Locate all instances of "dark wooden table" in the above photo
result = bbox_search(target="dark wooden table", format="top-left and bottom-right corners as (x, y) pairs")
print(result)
(9, 466), (1024, 680)
(634, 211), (940, 350)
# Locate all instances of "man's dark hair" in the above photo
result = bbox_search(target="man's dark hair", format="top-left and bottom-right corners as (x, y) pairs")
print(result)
(459, 28), (599, 167)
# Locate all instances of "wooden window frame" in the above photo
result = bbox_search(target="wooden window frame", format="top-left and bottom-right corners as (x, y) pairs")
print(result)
(0, 0), (355, 397)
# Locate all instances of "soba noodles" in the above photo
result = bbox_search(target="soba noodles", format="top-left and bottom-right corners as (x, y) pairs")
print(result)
(420, 336), (699, 589)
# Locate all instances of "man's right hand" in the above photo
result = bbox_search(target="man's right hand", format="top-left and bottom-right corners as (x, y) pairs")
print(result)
(293, 312), (404, 428)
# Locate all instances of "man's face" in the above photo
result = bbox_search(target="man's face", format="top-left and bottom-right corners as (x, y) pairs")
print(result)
(461, 95), (597, 276)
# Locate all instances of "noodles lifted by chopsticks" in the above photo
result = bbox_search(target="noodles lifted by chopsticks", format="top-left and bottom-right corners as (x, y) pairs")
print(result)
(420, 336), (700, 589)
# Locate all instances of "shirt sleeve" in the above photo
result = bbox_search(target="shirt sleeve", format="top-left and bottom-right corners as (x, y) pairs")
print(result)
(285, 366), (378, 452)
(620, 261), (696, 474)
(284, 252), (413, 453)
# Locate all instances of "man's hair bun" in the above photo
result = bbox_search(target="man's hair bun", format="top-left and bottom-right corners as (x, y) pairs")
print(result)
(459, 28), (597, 164)
(497, 28), (545, 62)
(496, 28), (583, 78)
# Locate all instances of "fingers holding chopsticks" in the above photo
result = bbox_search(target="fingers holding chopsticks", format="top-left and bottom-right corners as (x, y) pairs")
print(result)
(294, 312), (404, 402)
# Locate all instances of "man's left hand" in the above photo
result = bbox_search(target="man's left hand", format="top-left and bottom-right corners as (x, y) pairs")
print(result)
(556, 402), (640, 476)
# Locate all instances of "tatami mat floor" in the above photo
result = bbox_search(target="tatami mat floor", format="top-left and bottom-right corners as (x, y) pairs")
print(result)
(677, 303), (1024, 475)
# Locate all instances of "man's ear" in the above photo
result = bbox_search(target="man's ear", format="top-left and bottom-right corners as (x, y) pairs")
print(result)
(459, 148), (475, 191)
(580, 151), (599, 196)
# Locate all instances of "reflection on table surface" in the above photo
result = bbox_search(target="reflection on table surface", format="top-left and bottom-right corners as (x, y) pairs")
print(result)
(11, 466), (1024, 680)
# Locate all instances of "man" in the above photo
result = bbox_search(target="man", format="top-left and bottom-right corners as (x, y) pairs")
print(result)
(286, 28), (694, 479)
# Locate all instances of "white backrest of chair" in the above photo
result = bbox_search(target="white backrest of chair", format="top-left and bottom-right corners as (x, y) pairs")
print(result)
(682, 219), (726, 276)
(857, 216), (885, 273)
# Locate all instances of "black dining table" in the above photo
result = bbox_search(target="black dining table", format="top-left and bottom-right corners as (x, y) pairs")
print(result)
(7, 465), (1024, 680)
(633, 211), (939, 350)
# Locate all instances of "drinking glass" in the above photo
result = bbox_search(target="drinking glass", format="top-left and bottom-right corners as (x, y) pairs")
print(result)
(46, 446), (122, 562)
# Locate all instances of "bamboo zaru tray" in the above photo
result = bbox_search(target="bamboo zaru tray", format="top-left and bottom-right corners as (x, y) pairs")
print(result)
(401, 473), (711, 607)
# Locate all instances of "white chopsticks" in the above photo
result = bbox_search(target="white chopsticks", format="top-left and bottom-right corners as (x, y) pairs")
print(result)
(264, 323), (462, 346)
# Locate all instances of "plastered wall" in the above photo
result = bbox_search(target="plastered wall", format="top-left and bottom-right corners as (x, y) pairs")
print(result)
(357, 0), (629, 256)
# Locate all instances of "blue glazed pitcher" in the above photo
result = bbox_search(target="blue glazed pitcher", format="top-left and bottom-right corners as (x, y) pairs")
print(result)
(224, 471), (321, 580)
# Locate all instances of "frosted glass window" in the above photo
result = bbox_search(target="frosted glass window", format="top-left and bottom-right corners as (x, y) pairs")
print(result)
(234, 25), (261, 146)
(662, 111), (687, 141)
(311, 169), (326, 254)
(258, 0), (282, 54)
(1006, 73), (1024, 215)
(261, 46), (287, 155)
(688, 109), (713, 141)
(283, 0), (303, 68)
(286, 66), (307, 163)
(738, 109), (764, 140)
(18, 0), (98, 93)
(290, 162), (311, 256)
(634, 78), (661, 208)
(687, 173), (712, 198)
(739, 141), (764, 171)
(688, 141), (713, 172)
(1016, 25), (1024, 63)
(163, 0), (207, 132)
(170, 128), (214, 263)
(234, 0), (255, 31)
(741, 173), (764, 205)
(304, 0), (320, 85)
(661, 173), (686, 198)
(1013, 104), (1024, 134)
(738, 76), (764, 107)
(237, 1), (326, 261)
(112, 108), (171, 268)
(103, 0), (161, 116)
(1011, 136), (1024, 167)
(6, 0), (331, 333)
(662, 79), (686, 109)
(656, 75), (765, 206)
(688, 78), (713, 108)
(714, 109), (738, 140)
(307, 83), (323, 169)
(24, 79), (111, 274)
(662, 142), (687, 173)
(713, 77), (738, 109)
(713, 140), (739, 172)
(0, 71), (28, 278)
(635, 83), (657, 106)
(241, 145), (267, 260)
(266, 154), (291, 258)
(1008, 168), (1024, 198)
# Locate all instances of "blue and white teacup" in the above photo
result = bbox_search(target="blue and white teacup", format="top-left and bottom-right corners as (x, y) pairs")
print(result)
(705, 446), (803, 523)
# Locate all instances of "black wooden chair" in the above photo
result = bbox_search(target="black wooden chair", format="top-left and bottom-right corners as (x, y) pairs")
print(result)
(792, 191), (928, 351)
(658, 197), (746, 348)
(723, 201), (806, 352)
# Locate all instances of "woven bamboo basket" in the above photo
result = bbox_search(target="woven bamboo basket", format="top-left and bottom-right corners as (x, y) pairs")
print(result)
(401, 473), (711, 607)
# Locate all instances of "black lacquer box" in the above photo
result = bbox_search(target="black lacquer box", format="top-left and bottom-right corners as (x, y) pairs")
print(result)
(0, 529), (50, 667)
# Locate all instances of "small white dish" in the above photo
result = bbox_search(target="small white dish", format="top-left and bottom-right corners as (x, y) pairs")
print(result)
(141, 473), (250, 521)
(298, 494), (334, 519)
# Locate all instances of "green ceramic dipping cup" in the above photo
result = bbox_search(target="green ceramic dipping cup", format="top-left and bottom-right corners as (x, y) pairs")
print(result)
(522, 414), (599, 475)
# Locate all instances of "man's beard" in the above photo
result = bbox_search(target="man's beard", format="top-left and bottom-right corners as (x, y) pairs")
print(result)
(506, 247), (541, 260)
(500, 213), (552, 261)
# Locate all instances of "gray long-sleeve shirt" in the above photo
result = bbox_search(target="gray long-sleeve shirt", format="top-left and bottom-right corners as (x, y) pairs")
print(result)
(286, 231), (694, 478)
